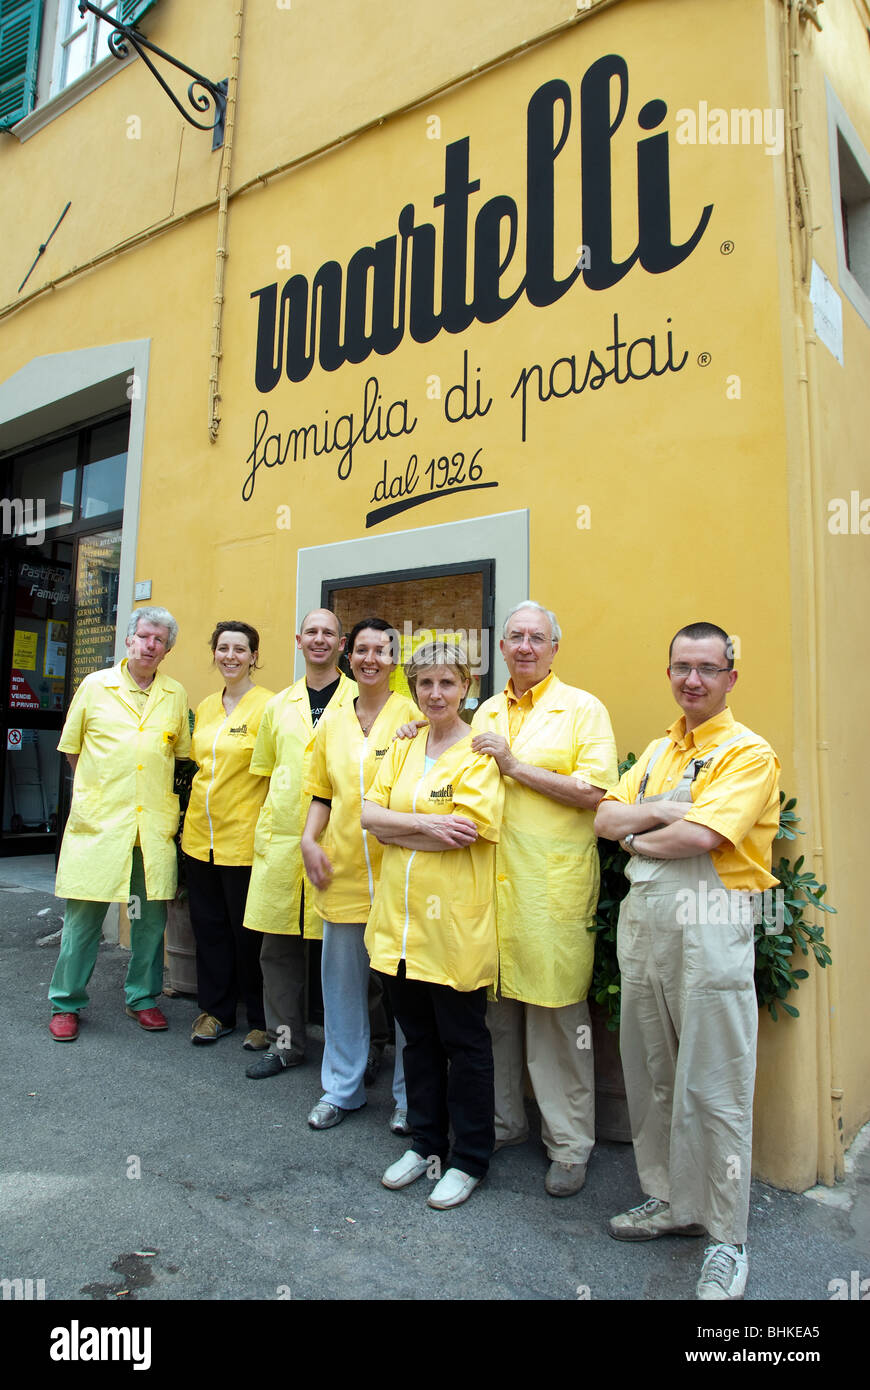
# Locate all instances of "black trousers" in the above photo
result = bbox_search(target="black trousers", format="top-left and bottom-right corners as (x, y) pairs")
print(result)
(385, 962), (494, 1179)
(185, 854), (265, 1030)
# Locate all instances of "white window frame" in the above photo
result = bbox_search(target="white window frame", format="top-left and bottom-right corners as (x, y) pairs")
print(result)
(13, 0), (134, 141)
(49, 0), (120, 99)
(826, 78), (870, 331)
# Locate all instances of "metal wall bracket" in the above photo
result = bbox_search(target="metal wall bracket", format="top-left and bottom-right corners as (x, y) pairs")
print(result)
(78, 1), (227, 147)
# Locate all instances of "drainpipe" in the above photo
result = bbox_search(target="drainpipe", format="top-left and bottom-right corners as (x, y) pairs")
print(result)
(784, 0), (844, 1184)
(208, 2), (245, 442)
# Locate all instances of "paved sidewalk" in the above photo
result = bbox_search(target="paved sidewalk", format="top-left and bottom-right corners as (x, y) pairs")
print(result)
(1, 876), (868, 1305)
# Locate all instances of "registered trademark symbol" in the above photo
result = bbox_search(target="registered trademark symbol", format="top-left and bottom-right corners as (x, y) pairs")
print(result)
(697, 352), (711, 367)
(720, 240), (734, 255)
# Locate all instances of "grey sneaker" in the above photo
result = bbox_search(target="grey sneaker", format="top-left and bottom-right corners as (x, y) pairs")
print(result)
(389, 1107), (412, 1135)
(609, 1197), (706, 1242)
(696, 1243), (749, 1300)
(245, 1050), (301, 1079)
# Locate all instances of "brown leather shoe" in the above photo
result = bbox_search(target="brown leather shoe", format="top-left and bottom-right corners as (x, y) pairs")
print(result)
(49, 1012), (79, 1042)
(126, 1006), (169, 1031)
(190, 1012), (233, 1043)
(242, 1029), (269, 1051)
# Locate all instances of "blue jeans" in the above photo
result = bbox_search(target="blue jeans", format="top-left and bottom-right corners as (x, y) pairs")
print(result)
(320, 921), (405, 1109)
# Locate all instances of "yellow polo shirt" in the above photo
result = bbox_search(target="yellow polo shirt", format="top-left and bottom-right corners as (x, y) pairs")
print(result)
(603, 707), (781, 891)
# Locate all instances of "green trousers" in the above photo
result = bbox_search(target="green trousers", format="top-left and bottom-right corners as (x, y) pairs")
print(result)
(49, 847), (167, 1014)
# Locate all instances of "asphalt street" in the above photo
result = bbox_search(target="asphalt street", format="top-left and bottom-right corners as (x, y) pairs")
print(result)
(2, 864), (868, 1319)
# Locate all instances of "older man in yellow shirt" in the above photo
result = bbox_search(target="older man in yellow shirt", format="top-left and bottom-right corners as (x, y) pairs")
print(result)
(49, 607), (191, 1041)
(471, 601), (617, 1197)
(595, 621), (780, 1301)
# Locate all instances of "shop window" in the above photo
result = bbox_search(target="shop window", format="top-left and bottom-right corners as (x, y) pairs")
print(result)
(1, 411), (127, 853)
(79, 416), (128, 518)
(324, 561), (495, 714)
(9, 434), (77, 533)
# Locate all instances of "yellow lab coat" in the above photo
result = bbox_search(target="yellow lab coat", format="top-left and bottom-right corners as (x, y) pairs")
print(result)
(181, 684), (275, 866)
(364, 733), (504, 991)
(471, 676), (617, 1006)
(243, 673), (356, 937)
(55, 661), (191, 903)
(303, 690), (420, 923)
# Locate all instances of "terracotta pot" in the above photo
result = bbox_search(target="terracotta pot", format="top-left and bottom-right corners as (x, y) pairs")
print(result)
(590, 999), (633, 1143)
(165, 898), (198, 996)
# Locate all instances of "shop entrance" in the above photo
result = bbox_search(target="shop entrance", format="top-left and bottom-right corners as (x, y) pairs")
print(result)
(0, 413), (128, 857)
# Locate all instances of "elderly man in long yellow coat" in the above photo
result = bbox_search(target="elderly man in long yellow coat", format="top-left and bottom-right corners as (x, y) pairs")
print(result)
(49, 607), (191, 1042)
(471, 601), (617, 1196)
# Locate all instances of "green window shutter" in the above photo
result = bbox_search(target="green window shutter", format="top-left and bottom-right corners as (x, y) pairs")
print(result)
(119, 0), (159, 25)
(0, 0), (43, 130)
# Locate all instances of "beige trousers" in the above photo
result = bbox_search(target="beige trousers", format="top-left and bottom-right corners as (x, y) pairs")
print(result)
(618, 847), (758, 1245)
(486, 996), (595, 1163)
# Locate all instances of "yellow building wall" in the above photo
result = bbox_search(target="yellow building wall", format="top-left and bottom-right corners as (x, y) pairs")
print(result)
(1, 0), (867, 1188)
(776, 0), (870, 1176)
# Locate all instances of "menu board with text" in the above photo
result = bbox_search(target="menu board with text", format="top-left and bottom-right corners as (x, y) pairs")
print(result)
(70, 530), (122, 693)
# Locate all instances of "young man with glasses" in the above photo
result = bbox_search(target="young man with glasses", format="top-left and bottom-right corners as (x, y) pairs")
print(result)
(594, 621), (780, 1300)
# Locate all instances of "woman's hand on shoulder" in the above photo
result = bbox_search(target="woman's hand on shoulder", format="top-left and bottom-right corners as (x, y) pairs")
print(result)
(393, 718), (429, 741)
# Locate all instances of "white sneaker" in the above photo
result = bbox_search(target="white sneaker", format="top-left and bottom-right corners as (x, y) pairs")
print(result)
(696, 1243), (749, 1300)
(382, 1150), (430, 1189)
(427, 1167), (480, 1209)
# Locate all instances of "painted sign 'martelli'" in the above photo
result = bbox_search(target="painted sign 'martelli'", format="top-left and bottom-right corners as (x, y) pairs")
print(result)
(244, 54), (713, 524)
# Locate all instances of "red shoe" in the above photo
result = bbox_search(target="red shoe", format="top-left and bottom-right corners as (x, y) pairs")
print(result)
(49, 1012), (79, 1042)
(125, 1006), (168, 1031)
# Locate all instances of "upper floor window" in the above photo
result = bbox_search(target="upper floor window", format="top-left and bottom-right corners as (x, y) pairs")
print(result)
(52, 0), (120, 93)
(0, 0), (158, 130)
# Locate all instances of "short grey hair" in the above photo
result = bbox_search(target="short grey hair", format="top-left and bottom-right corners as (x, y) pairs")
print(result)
(127, 606), (179, 651)
(502, 601), (561, 643)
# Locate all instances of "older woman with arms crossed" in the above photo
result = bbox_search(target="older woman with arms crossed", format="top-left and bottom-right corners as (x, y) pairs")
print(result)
(362, 643), (504, 1209)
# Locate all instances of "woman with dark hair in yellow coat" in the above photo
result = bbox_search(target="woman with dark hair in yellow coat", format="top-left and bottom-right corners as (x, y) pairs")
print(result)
(181, 621), (273, 1048)
(301, 617), (419, 1131)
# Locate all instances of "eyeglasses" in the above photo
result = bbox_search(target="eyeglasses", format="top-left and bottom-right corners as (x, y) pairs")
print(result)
(669, 663), (731, 679)
(504, 633), (552, 648)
